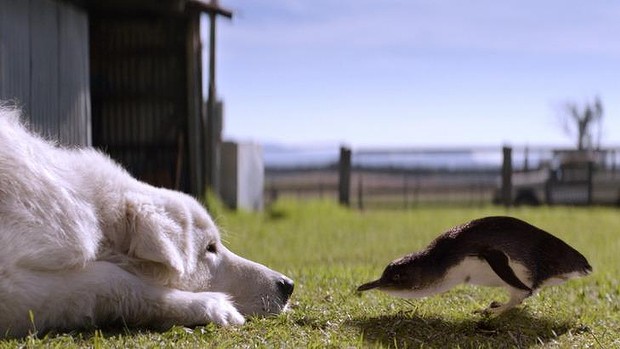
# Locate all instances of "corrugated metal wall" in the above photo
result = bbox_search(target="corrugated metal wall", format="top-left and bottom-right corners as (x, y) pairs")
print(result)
(90, 14), (190, 191)
(0, 0), (90, 146)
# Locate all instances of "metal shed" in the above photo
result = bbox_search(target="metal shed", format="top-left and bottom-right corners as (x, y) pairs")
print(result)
(0, 0), (90, 145)
(1, 0), (224, 196)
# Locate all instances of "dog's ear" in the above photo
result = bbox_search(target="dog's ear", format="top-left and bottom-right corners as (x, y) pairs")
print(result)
(125, 193), (185, 276)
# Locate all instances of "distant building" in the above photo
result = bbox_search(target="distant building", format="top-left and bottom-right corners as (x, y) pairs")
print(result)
(0, 0), (222, 196)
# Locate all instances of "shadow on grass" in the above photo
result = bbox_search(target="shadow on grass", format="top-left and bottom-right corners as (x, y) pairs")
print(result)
(266, 207), (288, 220)
(37, 325), (141, 341)
(11, 323), (175, 344)
(348, 309), (582, 348)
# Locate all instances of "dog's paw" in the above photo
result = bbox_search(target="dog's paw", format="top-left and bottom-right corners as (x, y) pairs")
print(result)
(192, 292), (245, 326)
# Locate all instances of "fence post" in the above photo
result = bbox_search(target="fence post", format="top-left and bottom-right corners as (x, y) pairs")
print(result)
(523, 146), (529, 171)
(357, 175), (364, 210)
(501, 146), (513, 207)
(338, 146), (351, 207)
(403, 173), (408, 209)
(587, 161), (593, 205)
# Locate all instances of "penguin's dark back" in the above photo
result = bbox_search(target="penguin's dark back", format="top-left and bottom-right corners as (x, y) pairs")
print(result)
(427, 216), (591, 286)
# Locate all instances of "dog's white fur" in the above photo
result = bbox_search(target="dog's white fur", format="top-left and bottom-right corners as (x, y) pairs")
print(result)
(0, 107), (292, 338)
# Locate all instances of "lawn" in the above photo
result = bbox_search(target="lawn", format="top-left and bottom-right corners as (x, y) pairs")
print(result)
(2, 200), (619, 348)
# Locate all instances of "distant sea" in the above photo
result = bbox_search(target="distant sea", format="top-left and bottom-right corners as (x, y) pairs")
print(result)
(262, 144), (540, 170)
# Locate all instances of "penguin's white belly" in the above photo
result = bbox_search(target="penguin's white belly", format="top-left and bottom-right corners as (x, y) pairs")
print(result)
(449, 257), (532, 288)
(540, 270), (585, 287)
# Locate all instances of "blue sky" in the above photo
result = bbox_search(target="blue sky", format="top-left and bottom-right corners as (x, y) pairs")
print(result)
(202, 0), (620, 148)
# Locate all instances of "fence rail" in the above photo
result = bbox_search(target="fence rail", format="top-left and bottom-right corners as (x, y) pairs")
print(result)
(264, 145), (502, 208)
(265, 145), (620, 209)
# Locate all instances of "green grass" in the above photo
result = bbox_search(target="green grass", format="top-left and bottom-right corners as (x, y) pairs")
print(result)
(3, 200), (619, 348)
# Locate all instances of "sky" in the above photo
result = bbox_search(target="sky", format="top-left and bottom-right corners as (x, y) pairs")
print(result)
(201, 0), (620, 149)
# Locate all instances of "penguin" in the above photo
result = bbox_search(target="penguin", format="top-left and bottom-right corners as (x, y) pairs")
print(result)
(357, 216), (592, 315)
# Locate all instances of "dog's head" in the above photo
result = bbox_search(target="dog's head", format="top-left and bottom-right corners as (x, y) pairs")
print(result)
(123, 189), (293, 317)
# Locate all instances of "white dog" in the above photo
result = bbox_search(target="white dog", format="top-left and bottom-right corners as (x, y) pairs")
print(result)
(0, 106), (293, 338)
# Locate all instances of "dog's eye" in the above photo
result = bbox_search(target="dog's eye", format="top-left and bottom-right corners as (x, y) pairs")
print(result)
(206, 243), (217, 254)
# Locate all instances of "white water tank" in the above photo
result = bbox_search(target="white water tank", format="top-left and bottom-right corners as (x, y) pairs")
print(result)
(220, 141), (264, 211)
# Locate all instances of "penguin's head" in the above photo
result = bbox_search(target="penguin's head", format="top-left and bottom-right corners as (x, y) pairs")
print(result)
(357, 253), (432, 297)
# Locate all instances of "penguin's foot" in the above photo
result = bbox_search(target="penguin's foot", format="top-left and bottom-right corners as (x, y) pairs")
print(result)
(489, 301), (502, 308)
(475, 288), (531, 316)
(474, 301), (511, 316)
(484, 301), (514, 316)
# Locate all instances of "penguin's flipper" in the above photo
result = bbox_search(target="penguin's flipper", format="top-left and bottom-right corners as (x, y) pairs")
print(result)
(479, 249), (532, 292)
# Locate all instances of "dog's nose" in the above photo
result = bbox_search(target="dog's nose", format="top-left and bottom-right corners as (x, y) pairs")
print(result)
(277, 276), (294, 300)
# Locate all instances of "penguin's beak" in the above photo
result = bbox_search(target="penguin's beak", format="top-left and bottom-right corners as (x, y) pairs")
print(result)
(357, 279), (383, 292)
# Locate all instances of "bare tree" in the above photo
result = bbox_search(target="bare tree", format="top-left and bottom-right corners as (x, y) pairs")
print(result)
(560, 96), (604, 150)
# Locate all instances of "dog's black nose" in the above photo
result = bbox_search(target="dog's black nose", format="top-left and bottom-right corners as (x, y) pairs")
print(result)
(277, 277), (294, 300)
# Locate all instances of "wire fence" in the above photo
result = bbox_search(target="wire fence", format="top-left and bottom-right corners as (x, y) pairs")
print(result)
(264, 145), (620, 209)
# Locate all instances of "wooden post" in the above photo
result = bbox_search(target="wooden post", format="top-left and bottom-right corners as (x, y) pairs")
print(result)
(501, 146), (513, 207)
(357, 175), (364, 210)
(414, 178), (419, 206)
(338, 146), (351, 206)
(587, 161), (593, 205)
(186, 12), (204, 197)
(204, 1), (232, 195)
(403, 173), (408, 209)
